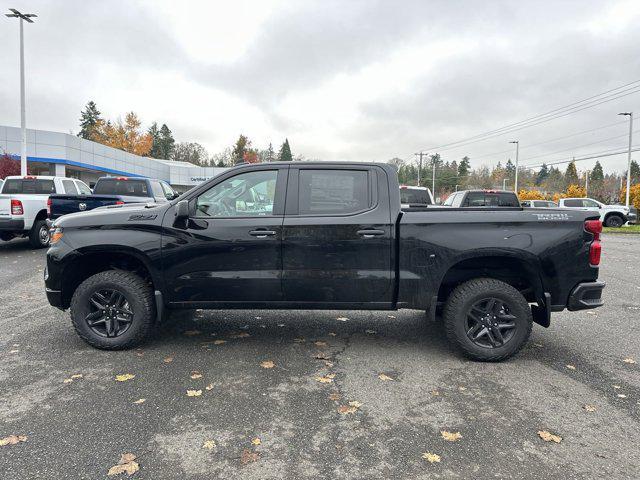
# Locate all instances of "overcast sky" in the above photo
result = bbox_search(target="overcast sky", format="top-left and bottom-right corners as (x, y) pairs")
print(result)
(1, 0), (639, 173)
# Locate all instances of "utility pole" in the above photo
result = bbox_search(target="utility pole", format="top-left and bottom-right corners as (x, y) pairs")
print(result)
(414, 152), (424, 186)
(431, 155), (436, 197)
(509, 140), (519, 193)
(585, 170), (589, 196)
(6, 8), (37, 177)
(618, 112), (633, 208)
(502, 178), (508, 190)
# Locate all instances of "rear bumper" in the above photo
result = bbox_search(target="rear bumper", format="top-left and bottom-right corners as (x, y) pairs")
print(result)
(567, 281), (605, 311)
(0, 218), (25, 231)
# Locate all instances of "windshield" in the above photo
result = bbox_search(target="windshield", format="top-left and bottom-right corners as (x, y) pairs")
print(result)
(400, 189), (431, 205)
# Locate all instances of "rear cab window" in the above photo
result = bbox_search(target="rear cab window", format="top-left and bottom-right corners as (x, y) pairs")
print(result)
(563, 199), (583, 207)
(297, 169), (371, 215)
(400, 188), (431, 205)
(463, 192), (519, 207)
(93, 178), (151, 197)
(2, 178), (56, 194)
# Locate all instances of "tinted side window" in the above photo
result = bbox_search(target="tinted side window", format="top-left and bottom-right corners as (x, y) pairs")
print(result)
(563, 199), (583, 207)
(583, 199), (599, 208)
(298, 169), (370, 215)
(150, 181), (165, 199)
(76, 181), (92, 194)
(62, 179), (78, 194)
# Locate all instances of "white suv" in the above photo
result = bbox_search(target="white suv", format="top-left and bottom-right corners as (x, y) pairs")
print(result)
(558, 197), (636, 228)
(0, 176), (91, 248)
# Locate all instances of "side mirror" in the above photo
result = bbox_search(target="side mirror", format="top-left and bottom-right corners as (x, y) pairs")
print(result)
(175, 200), (189, 219)
(165, 192), (177, 200)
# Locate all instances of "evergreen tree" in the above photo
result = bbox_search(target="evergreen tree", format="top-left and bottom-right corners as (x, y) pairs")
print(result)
(232, 135), (250, 164)
(565, 160), (579, 187)
(158, 124), (175, 160)
(266, 143), (275, 162)
(535, 163), (549, 186)
(78, 101), (102, 139)
(278, 139), (293, 162)
(458, 156), (471, 178)
(630, 160), (640, 184)
(505, 159), (515, 177)
(590, 161), (604, 183)
(147, 122), (162, 158)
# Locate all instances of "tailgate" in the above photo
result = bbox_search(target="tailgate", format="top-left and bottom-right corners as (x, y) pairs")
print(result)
(50, 194), (124, 218)
(0, 195), (12, 218)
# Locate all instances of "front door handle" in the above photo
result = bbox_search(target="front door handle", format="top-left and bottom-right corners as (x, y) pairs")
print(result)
(249, 229), (276, 238)
(357, 229), (385, 238)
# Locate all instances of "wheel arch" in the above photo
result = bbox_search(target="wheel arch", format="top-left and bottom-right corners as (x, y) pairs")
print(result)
(60, 248), (159, 309)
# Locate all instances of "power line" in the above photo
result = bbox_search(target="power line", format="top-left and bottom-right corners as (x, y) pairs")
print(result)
(525, 146), (640, 168)
(415, 80), (640, 153)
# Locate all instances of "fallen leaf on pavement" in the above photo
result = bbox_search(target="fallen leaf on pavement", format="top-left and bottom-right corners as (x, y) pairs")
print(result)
(336, 317), (349, 322)
(293, 337), (305, 343)
(115, 374), (135, 382)
(163, 356), (174, 363)
(133, 398), (146, 404)
(422, 452), (441, 463)
(623, 358), (636, 364)
(365, 329), (376, 334)
(314, 341), (327, 347)
(314, 352), (331, 360)
(583, 404), (596, 412)
(240, 448), (259, 465)
(617, 394), (627, 398)
(387, 315), (396, 319)
(260, 361), (275, 369)
(458, 386), (467, 391)
(329, 393), (341, 401)
(316, 375), (334, 384)
(63, 378), (73, 384)
(0, 435), (27, 446)
(184, 330), (201, 336)
(251, 438), (261, 445)
(338, 405), (358, 414)
(538, 430), (562, 443)
(613, 385), (621, 389)
(441, 431), (462, 442)
(190, 371), (203, 379)
(378, 373), (394, 381)
(187, 389), (203, 397)
(328, 332), (337, 336)
(431, 390), (440, 396)
(202, 440), (216, 450)
(71, 374), (83, 379)
(324, 361), (334, 368)
(205, 384), (214, 391)
(107, 453), (139, 476)
(565, 365), (576, 370)
(213, 340), (226, 345)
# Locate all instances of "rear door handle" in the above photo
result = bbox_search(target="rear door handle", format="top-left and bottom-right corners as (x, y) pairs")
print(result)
(357, 229), (385, 238)
(249, 229), (276, 238)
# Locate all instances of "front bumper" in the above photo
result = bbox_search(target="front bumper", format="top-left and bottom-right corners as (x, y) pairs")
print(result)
(46, 288), (64, 310)
(627, 211), (637, 224)
(567, 281), (605, 311)
(0, 218), (25, 231)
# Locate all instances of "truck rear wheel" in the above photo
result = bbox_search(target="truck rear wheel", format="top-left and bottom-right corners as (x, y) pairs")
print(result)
(29, 219), (50, 248)
(443, 278), (532, 361)
(70, 270), (155, 350)
(604, 214), (624, 228)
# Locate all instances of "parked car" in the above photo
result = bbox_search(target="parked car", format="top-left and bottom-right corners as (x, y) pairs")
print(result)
(48, 176), (179, 219)
(558, 197), (636, 227)
(44, 162), (604, 361)
(400, 185), (434, 209)
(521, 200), (558, 208)
(443, 189), (521, 207)
(0, 175), (91, 247)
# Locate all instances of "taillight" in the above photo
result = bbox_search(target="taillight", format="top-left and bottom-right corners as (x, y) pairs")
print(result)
(585, 219), (602, 266)
(11, 199), (23, 215)
(47, 197), (52, 217)
(115, 201), (124, 205)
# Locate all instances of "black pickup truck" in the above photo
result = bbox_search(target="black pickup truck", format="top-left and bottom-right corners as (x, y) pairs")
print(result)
(44, 162), (605, 361)
(48, 177), (179, 219)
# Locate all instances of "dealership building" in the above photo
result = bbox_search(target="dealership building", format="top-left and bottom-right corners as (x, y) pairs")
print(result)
(0, 125), (227, 191)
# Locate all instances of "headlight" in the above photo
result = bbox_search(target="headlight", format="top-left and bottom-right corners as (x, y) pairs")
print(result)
(50, 227), (64, 244)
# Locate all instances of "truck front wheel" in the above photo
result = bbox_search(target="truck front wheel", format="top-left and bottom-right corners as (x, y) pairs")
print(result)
(29, 219), (50, 248)
(70, 270), (155, 350)
(443, 278), (532, 361)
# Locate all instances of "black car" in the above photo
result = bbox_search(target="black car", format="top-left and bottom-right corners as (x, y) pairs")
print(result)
(44, 162), (604, 361)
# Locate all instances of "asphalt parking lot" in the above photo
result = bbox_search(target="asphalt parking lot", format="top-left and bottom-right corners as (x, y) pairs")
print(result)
(0, 234), (639, 479)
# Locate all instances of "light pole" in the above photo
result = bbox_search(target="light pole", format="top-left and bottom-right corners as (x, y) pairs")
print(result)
(509, 140), (519, 193)
(503, 178), (508, 190)
(431, 155), (436, 197)
(414, 152), (424, 186)
(585, 170), (589, 196)
(6, 8), (36, 177)
(618, 112), (633, 208)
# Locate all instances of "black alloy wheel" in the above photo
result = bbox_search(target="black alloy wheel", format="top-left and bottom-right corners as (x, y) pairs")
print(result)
(465, 297), (517, 348)
(85, 289), (134, 338)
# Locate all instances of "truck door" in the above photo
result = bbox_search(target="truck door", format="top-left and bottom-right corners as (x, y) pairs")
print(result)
(162, 166), (288, 305)
(281, 165), (393, 306)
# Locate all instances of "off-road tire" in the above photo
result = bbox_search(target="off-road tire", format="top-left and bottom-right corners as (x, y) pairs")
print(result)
(70, 270), (155, 350)
(29, 219), (50, 248)
(443, 278), (532, 361)
(604, 214), (624, 228)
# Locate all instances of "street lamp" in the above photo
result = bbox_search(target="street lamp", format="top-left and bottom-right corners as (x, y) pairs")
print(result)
(618, 112), (633, 208)
(509, 140), (519, 193)
(5, 8), (37, 177)
(502, 178), (508, 190)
